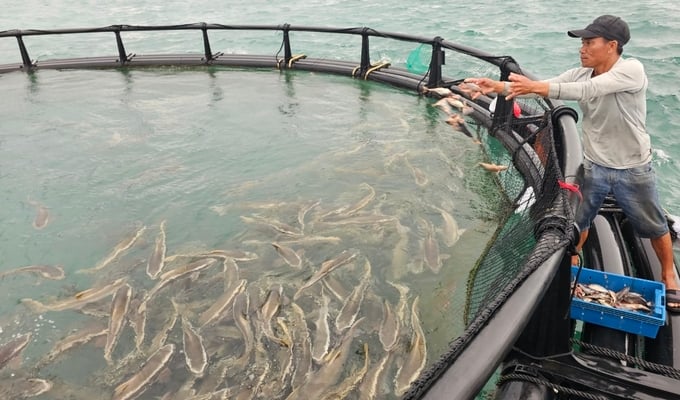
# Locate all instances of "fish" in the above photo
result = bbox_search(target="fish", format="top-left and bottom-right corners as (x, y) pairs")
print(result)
(585, 283), (608, 294)
(335, 259), (371, 332)
(197, 249), (259, 262)
(139, 258), (218, 313)
(275, 317), (295, 380)
(290, 303), (313, 389)
(112, 343), (175, 400)
(38, 323), (108, 366)
(233, 291), (254, 366)
(129, 301), (147, 352)
(180, 315), (208, 376)
(458, 120), (477, 140)
(258, 284), (285, 344)
(460, 81), (483, 92)
(79, 225), (147, 273)
(147, 220), (167, 279)
(322, 274), (350, 302)
(572, 282), (654, 312)
(240, 215), (303, 237)
(457, 82), (484, 99)
(287, 317), (364, 400)
(298, 199), (321, 232)
(28, 198), (50, 230)
(445, 96), (466, 110)
(0, 378), (53, 398)
(222, 258), (240, 290)
(272, 243), (303, 268)
(21, 277), (126, 312)
(446, 114), (476, 140)
(379, 299), (399, 352)
(340, 183), (376, 217)
(620, 291), (651, 307)
(273, 235), (343, 246)
(615, 286), (630, 302)
(478, 162), (509, 172)
(311, 289), (331, 363)
(421, 218), (443, 274)
(318, 214), (397, 227)
(0, 264), (65, 280)
(617, 302), (652, 312)
(104, 283), (132, 364)
(0, 333), (32, 370)
(433, 98), (454, 115)
(404, 156), (428, 187)
(165, 249), (258, 263)
(391, 280), (411, 316)
(381, 281), (409, 352)
(197, 279), (247, 327)
(434, 95), (474, 115)
(321, 342), (370, 400)
(294, 249), (358, 299)
(433, 206), (465, 247)
(358, 353), (391, 400)
(421, 86), (454, 97)
(394, 296), (427, 396)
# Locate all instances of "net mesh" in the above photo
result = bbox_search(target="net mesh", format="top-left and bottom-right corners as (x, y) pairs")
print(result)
(405, 78), (576, 398)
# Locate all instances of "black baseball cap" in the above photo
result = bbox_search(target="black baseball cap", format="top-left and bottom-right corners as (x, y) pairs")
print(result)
(567, 15), (630, 45)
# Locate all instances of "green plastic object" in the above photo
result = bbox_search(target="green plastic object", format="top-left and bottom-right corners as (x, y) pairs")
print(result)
(406, 44), (431, 74)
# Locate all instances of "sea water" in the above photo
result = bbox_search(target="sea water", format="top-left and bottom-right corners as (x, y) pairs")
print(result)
(1, 1), (679, 399)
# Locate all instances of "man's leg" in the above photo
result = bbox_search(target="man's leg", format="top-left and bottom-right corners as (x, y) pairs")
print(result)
(650, 232), (680, 309)
(650, 232), (679, 289)
(571, 160), (609, 266)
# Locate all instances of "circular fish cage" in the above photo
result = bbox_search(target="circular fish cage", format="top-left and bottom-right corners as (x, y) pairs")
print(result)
(2, 23), (678, 400)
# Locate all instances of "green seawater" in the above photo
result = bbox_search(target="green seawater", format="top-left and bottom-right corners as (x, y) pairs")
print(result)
(1, 1), (680, 399)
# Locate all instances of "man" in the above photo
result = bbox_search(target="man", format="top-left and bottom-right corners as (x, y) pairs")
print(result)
(466, 15), (680, 312)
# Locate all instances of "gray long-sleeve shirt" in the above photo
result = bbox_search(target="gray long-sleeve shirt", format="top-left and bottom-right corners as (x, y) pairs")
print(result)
(545, 57), (651, 168)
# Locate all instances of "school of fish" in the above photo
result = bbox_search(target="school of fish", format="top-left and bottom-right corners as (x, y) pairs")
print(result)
(1, 179), (472, 400)
(0, 87), (503, 399)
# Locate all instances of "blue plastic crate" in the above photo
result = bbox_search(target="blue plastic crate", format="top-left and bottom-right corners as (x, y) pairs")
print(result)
(570, 266), (666, 339)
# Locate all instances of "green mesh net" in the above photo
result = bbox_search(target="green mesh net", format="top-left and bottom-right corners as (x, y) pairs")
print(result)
(404, 87), (575, 399)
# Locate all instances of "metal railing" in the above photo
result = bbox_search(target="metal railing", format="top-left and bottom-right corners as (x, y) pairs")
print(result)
(0, 23), (523, 87)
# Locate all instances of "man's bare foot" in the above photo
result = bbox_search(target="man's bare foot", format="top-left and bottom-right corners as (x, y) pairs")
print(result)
(665, 288), (680, 313)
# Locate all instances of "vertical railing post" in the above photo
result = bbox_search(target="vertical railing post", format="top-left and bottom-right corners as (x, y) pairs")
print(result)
(426, 36), (444, 88)
(201, 23), (213, 62)
(113, 27), (128, 65)
(491, 56), (518, 135)
(16, 34), (33, 69)
(282, 24), (292, 62)
(359, 28), (371, 75)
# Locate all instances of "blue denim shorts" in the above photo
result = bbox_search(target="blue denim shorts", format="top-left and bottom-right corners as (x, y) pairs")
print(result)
(575, 159), (669, 238)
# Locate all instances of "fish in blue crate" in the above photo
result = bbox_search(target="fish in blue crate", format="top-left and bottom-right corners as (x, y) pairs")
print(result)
(569, 266), (666, 338)
(572, 281), (653, 313)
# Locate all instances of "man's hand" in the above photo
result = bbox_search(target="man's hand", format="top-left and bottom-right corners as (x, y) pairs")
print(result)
(507, 72), (549, 99)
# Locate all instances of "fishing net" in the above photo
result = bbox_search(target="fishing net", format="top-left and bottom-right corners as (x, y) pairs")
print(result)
(404, 68), (577, 398)
(406, 44), (431, 75)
